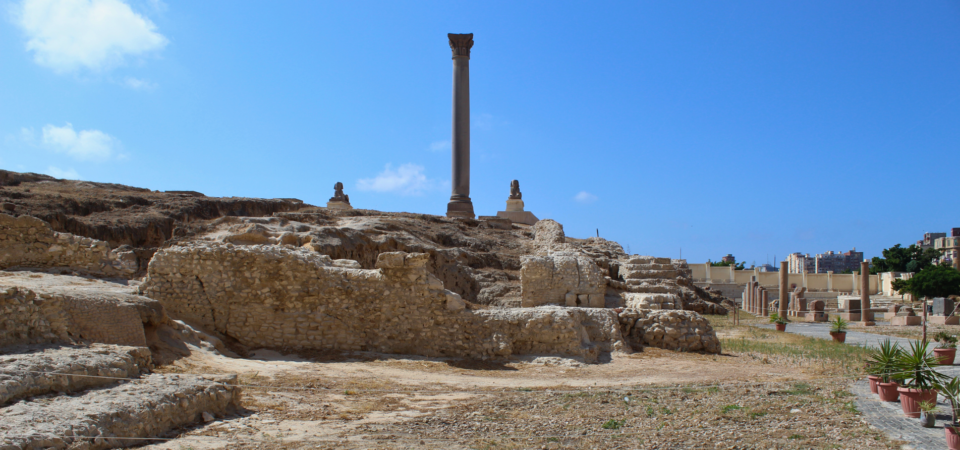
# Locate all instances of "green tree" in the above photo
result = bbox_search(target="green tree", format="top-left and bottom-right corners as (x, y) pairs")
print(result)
(870, 243), (943, 274)
(709, 260), (745, 270)
(908, 264), (960, 299)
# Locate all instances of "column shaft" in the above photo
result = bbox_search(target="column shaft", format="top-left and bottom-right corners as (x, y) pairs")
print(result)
(446, 33), (475, 218)
(861, 261), (873, 323)
(779, 261), (789, 318)
(762, 290), (769, 316)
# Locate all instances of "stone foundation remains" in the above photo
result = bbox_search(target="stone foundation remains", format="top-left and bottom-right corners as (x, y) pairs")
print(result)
(0, 344), (152, 406)
(142, 244), (625, 362)
(618, 309), (721, 354)
(520, 255), (605, 307)
(0, 373), (240, 450)
(0, 274), (166, 349)
(0, 213), (136, 277)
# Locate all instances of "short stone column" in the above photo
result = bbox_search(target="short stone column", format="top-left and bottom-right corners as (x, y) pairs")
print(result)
(446, 33), (475, 218)
(778, 261), (789, 318)
(861, 260), (875, 325)
(761, 289), (769, 316)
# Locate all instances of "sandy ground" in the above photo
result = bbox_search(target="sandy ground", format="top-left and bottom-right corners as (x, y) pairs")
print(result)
(139, 342), (811, 450)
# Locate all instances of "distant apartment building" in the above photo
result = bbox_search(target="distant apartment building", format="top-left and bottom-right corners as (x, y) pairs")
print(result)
(787, 253), (815, 274)
(919, 232), (948, 249)
(787, 248), (864, 274)
(721, 254), (736, 263)
(934, 228), (960, 265)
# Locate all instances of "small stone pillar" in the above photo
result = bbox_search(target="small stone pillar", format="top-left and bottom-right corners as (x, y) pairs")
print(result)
(861, 260), (875, 325)
(778, 261), (789, 318)
(446, 33), (475, 218)
(327, 182), (353, 210)
(744, 281), (751, 313)
(761, 289), (769, 316)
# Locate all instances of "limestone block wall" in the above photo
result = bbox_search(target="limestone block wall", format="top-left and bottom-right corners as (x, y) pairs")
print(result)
(0, 213), (136, 277)
(142, 244), (623, 362)
(59, 296), (148, 347)
(0, 287), (70, 348)
(618, 309), (721, 354)
(520, 255), (605, 307)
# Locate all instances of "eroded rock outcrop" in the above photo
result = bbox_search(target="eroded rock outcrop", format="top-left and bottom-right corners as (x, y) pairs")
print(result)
(141, 244), (626, 362)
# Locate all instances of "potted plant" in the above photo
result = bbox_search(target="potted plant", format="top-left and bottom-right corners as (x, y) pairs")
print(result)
(869, 339), (903, 401)
(935, 331), (958, 365)
(918, 400), (938, 428)
(769, 312), (788, 332)
(894, 340), (948, 418)
(935, 377), (960, 449)
(829, 316), (848, 343)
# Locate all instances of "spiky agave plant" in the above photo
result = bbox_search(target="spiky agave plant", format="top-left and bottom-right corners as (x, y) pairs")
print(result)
(830, 316), (848, 333)
(867, 339), (902, 383)
(935, 377), (960, 427)
(894, 340), (948, 390)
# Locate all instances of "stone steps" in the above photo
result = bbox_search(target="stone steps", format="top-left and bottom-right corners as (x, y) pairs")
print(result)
(0, 344), (151, 406)
(623, 293), (680, 310)
(623, 256), (672, 265)
(0, 373), (240, 450)
(622, 269), (679, 280)
(620, 263), (675, 271)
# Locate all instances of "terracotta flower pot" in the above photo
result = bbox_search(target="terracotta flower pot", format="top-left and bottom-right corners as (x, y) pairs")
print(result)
(946, 426), (960, 450)
(868, 375), (881, 394)
(877, 381), (900, 402)
(897, 387), (938, 418)
(935, 348), (957, 366)
(775, 323), (786, 332)
(830, 331), (846, 343)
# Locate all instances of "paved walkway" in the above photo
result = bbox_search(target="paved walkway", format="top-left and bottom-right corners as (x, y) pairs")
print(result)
(754, 322), (960, 450)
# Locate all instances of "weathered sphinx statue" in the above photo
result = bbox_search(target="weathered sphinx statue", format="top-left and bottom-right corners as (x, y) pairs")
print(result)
(509, 180), (521, 200)
(330, 182), (350, 204)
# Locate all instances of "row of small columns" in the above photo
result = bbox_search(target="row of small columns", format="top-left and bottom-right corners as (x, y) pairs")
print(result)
(742, 279), (770, 316)
(740, 260), (874, 325)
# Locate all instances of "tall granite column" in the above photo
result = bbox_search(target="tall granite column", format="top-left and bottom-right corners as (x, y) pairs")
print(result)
(779, 261), (789, 318)
(446, 33), (475, 218)
(861, 260), (874, 325)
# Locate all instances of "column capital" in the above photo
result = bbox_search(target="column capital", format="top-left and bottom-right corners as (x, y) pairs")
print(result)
(448, 33), (474, 58)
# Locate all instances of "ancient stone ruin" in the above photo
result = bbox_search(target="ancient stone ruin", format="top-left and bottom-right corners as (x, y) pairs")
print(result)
(0, 167), (733, 447)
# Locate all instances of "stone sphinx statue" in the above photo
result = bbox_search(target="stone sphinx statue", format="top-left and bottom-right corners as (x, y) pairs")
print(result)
(509, 180), (522, 200)
(326, 182), (353, 210)
(330, 182), (350, 204)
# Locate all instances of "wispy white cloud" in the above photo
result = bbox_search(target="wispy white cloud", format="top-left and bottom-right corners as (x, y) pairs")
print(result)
(44, 166), (80, 179)
(573, 191), (598, 204)
(357, 163), (444, 196)
(428, 140), (450, 152)
(122, 77), (156, 90)
(40, 123), (120, 161)
(474, 113), (495, 130)
(14, 0), (168, 73)
(144, 0), (166, 13)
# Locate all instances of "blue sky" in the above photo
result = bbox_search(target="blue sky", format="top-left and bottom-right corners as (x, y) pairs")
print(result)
(1, 1), (958, 265)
